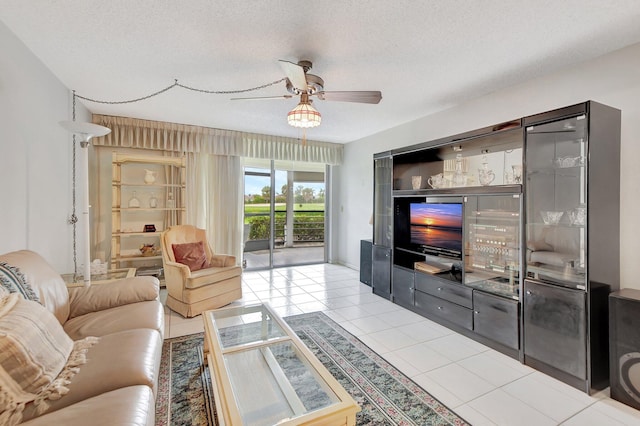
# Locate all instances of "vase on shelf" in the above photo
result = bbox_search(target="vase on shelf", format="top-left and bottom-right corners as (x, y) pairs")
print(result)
(148, 193), (158, 208)
(128, 191), (140, 208)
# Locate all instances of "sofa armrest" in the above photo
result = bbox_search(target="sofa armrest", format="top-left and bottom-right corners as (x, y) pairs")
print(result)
(209, 254), (236, 267)
(67, 276), (160, 319)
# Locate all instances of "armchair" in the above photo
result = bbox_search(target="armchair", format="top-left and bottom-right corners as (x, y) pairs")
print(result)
(161, 225), (242, 317)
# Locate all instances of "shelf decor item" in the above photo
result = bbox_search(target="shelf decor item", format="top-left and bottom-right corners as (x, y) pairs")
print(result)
(149, 193), (158, 208)
(568, 205), (586, 226)
(541, 210), (563, 225)
(478, 157), (495, 186)
(139, 243), (157, 256)
(427, 173), (445, 189)
(166, 192), (175, 208)
(128, 191), (140, 208)
(144, 169), (157, 184)
(411, 176), (422, 190)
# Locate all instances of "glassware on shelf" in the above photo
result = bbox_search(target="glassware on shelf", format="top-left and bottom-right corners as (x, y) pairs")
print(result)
(427, 173), (445, 189)
(512, 165), (523, 184)
(452, 154), (467, 187)
(553, 156), (585, 168)
(128, 191), (140, 208)
(411, 176), (422, 190)
(540, 210), (563, 225)
(504, 170), (515, 184)
(478, 156), (495, 186)
(166, 192), (175, 209)
(567, 204), (586, 226)
(148, 193), (158, 208)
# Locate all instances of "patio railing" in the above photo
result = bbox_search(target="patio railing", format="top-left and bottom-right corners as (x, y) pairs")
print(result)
(244, 210), (324, 247)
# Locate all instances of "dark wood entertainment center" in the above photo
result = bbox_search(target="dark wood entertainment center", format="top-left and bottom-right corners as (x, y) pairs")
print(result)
(371, 101), (621, 394)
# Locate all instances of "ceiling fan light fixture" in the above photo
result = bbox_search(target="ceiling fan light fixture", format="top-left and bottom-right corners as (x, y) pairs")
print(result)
(287, 100), (322, 128)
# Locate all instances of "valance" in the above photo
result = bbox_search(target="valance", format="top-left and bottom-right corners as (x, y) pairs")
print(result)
(92, 115), (343, 165)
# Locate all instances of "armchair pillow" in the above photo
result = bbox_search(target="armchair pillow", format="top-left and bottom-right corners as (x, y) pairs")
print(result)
(172, 241), (209, 271)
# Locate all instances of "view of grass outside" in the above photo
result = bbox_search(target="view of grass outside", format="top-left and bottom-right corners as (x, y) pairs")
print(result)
(245, 184), (324, 243)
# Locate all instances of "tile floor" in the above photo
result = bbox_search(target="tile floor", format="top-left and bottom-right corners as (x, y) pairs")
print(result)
(160, 263), (640, 426)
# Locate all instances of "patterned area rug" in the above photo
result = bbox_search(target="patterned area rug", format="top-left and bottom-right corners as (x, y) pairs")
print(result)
(155, 311), (469, 426)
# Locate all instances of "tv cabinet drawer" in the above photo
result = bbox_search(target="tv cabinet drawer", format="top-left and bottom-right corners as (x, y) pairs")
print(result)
(414, 291), (473, 330)
(473, 291), (519, 349)
(415, 271), (473, 308)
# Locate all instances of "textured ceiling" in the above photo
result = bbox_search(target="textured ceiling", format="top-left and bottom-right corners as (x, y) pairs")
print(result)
(2, 0), (640, 143)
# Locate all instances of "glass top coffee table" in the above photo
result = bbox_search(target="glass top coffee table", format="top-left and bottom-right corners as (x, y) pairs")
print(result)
(203, 303), (359, 426)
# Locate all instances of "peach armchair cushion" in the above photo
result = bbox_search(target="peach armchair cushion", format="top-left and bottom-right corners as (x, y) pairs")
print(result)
(161, 225), (242, 317)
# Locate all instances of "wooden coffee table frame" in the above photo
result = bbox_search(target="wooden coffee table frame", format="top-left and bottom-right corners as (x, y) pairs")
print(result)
(203, 303), (360, 426)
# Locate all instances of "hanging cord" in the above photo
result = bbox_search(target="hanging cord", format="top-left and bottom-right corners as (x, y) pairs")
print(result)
(68, 91), (79, 278)
(73, 78), (287, 104)
(67, 76), (288, 276)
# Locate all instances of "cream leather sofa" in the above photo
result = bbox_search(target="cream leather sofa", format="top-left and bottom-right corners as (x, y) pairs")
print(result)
(0, 250), (164, 426)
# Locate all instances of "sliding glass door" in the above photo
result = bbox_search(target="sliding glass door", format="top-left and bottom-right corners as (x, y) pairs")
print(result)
(243, 159), (326, 270)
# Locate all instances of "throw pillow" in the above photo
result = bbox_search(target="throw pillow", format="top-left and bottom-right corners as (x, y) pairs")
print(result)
(0, 262), (40, 303)
(0, 294), (75, 424)
(172, 241), (209, 271)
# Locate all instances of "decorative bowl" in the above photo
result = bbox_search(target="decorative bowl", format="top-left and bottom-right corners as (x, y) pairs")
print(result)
(541, 211), (564, 225)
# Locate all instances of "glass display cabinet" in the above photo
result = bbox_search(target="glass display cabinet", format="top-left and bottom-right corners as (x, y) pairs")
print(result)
(372, 154), (393, 299)
(525, 114), (587, 289)
(523, 101), (621, 394)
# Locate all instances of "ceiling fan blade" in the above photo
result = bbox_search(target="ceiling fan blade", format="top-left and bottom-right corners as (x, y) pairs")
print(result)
(278, 60), (308, 92)
(317, 90), (382, 104)
(231, 95), (293, 101)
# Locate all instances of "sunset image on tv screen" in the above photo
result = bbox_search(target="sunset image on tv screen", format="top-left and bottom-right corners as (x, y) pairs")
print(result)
(410, 203), (463, 253)
(410, 203), (462, 229)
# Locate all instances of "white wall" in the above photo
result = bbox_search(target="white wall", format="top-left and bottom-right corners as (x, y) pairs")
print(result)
(336, 42), (640, 290)
(0, 20), (91, 272)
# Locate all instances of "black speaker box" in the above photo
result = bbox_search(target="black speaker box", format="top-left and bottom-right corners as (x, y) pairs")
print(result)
(609, 289), (640, 410)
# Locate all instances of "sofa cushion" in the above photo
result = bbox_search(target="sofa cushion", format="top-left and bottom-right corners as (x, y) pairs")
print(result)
(67, 276), (160, 319)
(172, 241), (209, 271)
(0, 294), (73, 424)
(19, 386), (154, 426)
(20, 329), (161, 423)
(0, 262), (40, 302)
(63, 300), (164, 340)
(0, 250), (70, 324)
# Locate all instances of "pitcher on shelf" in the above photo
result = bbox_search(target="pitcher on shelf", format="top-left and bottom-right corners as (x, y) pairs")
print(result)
(144, 169), (157, 184)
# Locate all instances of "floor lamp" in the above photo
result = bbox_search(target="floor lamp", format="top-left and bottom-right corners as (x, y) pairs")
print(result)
(60, 121), (111, 286)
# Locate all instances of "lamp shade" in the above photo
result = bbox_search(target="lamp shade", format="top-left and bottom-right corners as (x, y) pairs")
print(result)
(287, 98), (321, 128)
(59, 121), (111, 140)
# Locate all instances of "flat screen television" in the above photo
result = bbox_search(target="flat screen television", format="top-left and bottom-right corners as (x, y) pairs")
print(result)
(409, 202), (463, 258)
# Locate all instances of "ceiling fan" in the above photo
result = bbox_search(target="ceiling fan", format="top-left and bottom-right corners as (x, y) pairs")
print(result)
(232, 60), (382, 128)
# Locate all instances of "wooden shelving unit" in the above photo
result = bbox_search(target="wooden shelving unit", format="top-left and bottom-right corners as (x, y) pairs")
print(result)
(110, 152), (186, 271)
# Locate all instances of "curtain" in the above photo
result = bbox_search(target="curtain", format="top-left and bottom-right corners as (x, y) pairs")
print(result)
(91, 114), (341, 264)
(186, 153), (244, 260)
(92, 114), (343, 165)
